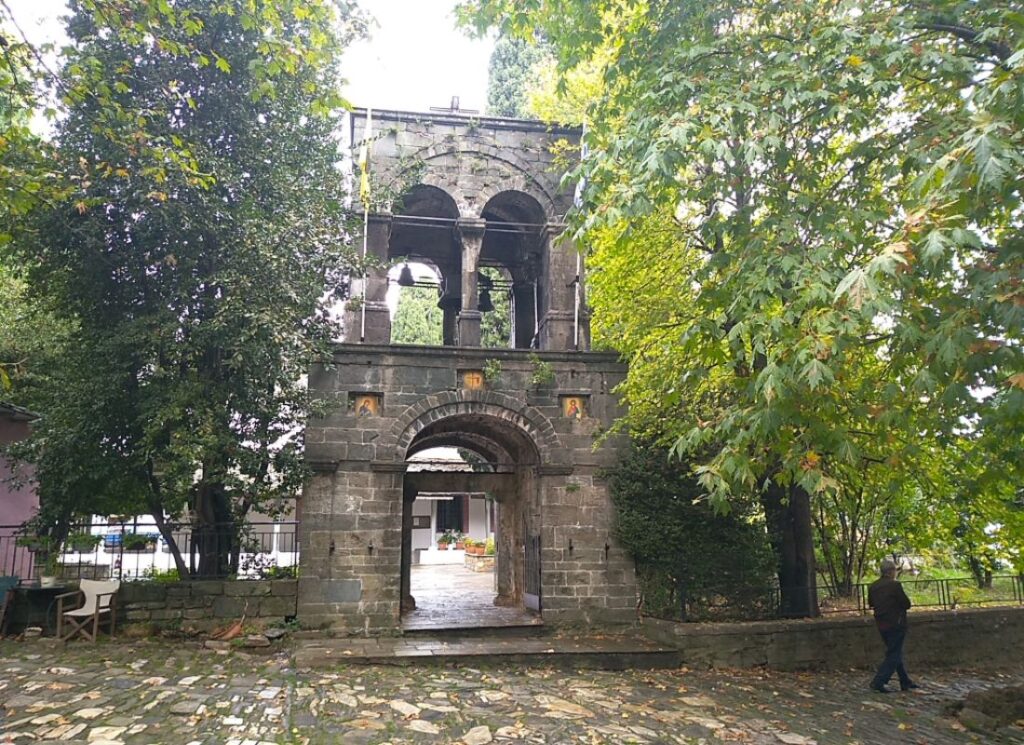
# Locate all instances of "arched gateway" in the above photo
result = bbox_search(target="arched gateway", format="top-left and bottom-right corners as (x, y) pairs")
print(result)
(297, 109), (638, 633)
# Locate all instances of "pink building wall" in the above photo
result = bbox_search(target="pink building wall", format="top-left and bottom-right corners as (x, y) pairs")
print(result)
(1, 411), (39, 579)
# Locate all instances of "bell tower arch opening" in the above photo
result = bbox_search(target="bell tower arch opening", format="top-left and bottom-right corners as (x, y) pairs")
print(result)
(399, 404), (545, 630)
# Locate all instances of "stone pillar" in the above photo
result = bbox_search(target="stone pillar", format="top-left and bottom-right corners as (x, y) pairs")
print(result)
(538, 223), (586, 351)
(343, 213), (393, 343)
(512, 281), (536, 349)
(400, 482), (416, 611)
(456, 218), (486, 347)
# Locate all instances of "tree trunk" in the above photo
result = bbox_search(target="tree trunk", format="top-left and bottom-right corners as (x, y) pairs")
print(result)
(150, 510), (190, 579)
(193, 482), (234, 578)
(762, 478), (820, 617)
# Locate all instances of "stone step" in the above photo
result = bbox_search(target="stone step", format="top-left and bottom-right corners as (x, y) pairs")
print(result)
(401, 618), (546, 636)
(293, 633), (681, 671)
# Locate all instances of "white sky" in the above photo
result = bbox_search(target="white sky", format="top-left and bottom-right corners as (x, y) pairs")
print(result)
(6, 0), (493, 115)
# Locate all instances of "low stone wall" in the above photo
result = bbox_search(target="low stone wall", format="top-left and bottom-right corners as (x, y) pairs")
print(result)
(464, 554), (495, 573)
(642, 607), (1024, 671)
(119, 580), (298, 629)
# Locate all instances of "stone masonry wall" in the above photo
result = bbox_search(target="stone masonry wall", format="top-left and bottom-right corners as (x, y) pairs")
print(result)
(299, 344), (638, 633)
(352, 108), (579, 220)
(118, 580), (297, 630)
(642, 607), (1024, 671)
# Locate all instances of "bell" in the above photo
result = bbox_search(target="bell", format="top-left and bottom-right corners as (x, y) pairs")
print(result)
(397, 264), (415, 287)
(478, 288), (495, 313)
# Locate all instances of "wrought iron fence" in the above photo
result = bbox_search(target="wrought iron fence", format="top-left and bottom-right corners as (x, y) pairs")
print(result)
(642, 572), (1024, 623)
(0, 521), (299, 583)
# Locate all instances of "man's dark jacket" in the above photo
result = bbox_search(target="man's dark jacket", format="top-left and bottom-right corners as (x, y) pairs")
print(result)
(868, 576), (911, 630)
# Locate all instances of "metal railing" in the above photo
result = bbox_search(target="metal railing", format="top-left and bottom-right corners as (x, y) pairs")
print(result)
(0, 521), (299, 583)
(641, 572), (1024, 623)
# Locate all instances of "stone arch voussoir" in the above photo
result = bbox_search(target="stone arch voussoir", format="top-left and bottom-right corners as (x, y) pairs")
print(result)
(398, 146), (559, 220)
(381, 391), (560, 464)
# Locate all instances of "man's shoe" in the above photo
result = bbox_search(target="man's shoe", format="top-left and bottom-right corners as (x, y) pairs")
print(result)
(870, 684), (892, 694)
(900, 682), (920, 691)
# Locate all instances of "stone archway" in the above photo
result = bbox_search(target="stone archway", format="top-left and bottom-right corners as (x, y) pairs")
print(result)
(395, 396), (555, 629)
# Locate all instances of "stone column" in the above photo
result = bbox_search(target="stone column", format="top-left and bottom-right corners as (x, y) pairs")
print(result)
(538, 223), (586, 351)
(511, 281), (536, 349)
(343, 213), (393, 344)
(456, 218), (486, 347)
(400, 481), (416, 612)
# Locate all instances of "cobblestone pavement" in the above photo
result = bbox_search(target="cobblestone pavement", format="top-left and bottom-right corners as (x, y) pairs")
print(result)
(405, 565), (541, 631)
(1, 639), (1022, 744)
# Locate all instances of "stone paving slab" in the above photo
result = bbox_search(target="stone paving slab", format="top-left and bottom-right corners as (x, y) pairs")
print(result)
(294, 631), (680, 670)
(404, 564), (542, 632)
(0, 638), (1022, 744)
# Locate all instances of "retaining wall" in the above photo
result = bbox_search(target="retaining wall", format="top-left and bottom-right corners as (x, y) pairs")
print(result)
(118, 580), (298, 629)
(642, 607), (1024, 671)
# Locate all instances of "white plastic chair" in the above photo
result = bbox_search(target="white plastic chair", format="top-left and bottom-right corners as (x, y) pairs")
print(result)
(56, 579), (120, 642)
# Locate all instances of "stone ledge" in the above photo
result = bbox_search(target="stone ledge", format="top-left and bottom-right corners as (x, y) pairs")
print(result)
(642, 606), (1024, 671)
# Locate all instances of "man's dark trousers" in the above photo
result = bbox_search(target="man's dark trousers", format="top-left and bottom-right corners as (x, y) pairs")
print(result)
(872, 626), (911, 689)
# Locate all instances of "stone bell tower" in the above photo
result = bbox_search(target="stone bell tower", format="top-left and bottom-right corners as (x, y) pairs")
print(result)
(298, 109), (637, 634)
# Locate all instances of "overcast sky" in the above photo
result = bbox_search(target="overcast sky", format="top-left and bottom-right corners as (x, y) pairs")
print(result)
(6, 0), (493, 115)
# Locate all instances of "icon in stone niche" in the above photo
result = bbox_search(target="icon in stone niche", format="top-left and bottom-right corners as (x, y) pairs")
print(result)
(352, 393), (381, 417)
(462, 370), (485, 390)
(562, 396), (586, 419)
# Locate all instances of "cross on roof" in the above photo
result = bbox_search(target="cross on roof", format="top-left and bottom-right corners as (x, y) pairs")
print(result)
(430, 95), (479, 115)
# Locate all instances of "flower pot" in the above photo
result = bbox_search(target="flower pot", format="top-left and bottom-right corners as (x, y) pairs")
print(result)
(437, 543), (449, 551)
(71, 540), (99, 553)
(39, 575), (59, 588)
(455, 541), (466, 550)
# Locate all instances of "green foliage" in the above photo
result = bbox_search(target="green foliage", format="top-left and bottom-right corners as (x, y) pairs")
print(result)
(439, 529), (462, 545)
(66, 532), (102, 552)
(462, 0), (1024, 614)
(480, 267), (512, 348)
(391, 285), (443, 345)
(482, 358), (502, 383)
(484, 537), (495, 555)
(462, 0), (1024, 512)
(528, 353), (555, 387)
(486, 34), (551, 118)
(607, 446), (775, 620)
(4, 0), (364, 576)
(123, 533), (156, 551)
(141, 566), (181, 583)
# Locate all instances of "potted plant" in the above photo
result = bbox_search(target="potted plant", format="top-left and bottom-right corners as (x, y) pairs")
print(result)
(485, 537), (496, 556)
(467, 539), (484, 556)
(15, 534), (52, 553)
(454, 532), (466, 551)
(67, 532), (101, 553)
(123, 533), (157, 552)
(39, 553), (61, 587)
(436, 534), (450, 551)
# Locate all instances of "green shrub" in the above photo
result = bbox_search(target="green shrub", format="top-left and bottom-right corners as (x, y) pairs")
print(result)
(141, 566), (180, 583)
(607, 445), (776, 620)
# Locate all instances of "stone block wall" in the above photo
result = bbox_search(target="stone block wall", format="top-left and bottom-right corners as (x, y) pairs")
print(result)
(352, 109), (579, 219)
(118, 580), (298, 629)
(300, 344), (638, 633)
(642, 607), (1024, 671)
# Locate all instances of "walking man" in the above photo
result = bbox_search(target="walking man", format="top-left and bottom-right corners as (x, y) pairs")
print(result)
(868, 558), (919, 693)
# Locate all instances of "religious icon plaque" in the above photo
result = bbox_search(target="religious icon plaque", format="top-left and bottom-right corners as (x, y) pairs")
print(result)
(560, 395), (587, 419)
(462, 370), (485, 390)
(349, 393), (382, 417)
